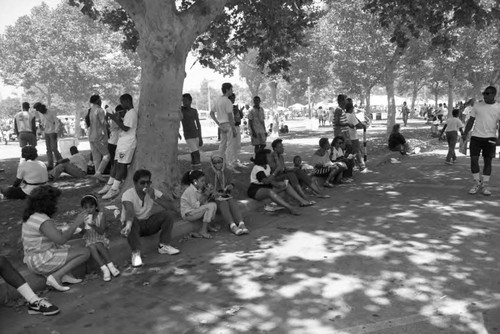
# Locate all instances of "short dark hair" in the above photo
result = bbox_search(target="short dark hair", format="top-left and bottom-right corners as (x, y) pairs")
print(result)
(181, 170), (205, 185)
(452, 109), (459, 117)
(253, 149), (271, 166)
(485, 85), (497, 95)
(115, 105), (124, 112)
(133, 169), (151, 183)
(271, 138), (283, 150)
(332, 135), (345, 146)
(33, 102), (47, 114)
(182, 93), (192, 101)
(21, 146), (38, 160)
(23, 185), (61, 221)
(221, 83), (233, 94)
(337, 94), (347, 104)
(254, 96), (261, 101)
(89, 95), (101, 104)
(22, 102), (30, 110)
(120, 94), (134, 108)
(80, 194), (98, 208)
(319, 137), (330, 148)
(229, 93), (236, 103)
(69, 146), (79, 155)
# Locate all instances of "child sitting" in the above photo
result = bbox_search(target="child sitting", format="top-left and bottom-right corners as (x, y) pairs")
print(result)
(180, 170), (218, 239)
(81, 195), (120, 282)
(311, 137), (345, 187)
(207, 153), (249, 236)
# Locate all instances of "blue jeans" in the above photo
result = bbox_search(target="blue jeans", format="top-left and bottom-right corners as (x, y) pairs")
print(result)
(45, 133), (62, 168)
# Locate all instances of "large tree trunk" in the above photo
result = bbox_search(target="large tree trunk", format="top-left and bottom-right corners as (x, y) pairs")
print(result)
(365, 86), (372, 114)
(447, 78), (454, 120)
(385, 46), (405, 133)
(117, 0), (227, 195)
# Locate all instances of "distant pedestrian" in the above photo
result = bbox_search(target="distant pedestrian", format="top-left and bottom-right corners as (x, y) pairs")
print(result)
(462, 86), (500, 196)
(400, 101), (410, 126)
(439, 109), (464, 165)
(248, 96), (267, 155)
(33, 102), (62, 170)
(179, 93), (203, 170)
(14, 102), (37, 150)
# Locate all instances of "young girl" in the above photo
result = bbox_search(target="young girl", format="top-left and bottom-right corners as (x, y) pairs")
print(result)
(180, 171), (218, 239)
(81, 195), (120, 281)
(331, 135), (354, 180)
(248, 149), (312, 216)
(207, 153), (249, 236)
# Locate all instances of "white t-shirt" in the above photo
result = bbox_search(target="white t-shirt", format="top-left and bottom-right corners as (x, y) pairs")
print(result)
(470, 101), (500, 138)
(250, 165), (271, 184)
(39, 110), (59, 134)
(121, 187), (163, 221)
(117, 108), (138, 150)
(214, 96), (233, 124)
(17, 160), (48, 195)
(69, 153), (88, 172)
(331, 147), (344, 160)
(445, 117), (464, 132)
(346, 113), (359, 140)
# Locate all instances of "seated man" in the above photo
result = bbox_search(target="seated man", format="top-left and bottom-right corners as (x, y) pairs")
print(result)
(0, 146), (48, 200)
(311, 137), (345, 188)
(268, 138), (327, 199)
(119, 169), (180, 267)
(49, 146), (87, 180)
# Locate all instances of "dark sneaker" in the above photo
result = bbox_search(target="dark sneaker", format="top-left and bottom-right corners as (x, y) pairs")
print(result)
(28, 298), (60, 316)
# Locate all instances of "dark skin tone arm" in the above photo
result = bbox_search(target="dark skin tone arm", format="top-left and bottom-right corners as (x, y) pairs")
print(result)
(107, 112), (130, 132)
(462, 117), (475, 138)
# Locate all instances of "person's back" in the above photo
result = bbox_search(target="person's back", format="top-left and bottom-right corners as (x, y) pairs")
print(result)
(18, 160), (48, 195)
(88, 106), (107, 142)
(15, 111), (34, 133)
(388, 132), (406, 150)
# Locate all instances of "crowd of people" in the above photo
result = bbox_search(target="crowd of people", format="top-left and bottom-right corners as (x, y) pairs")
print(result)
(2, 84), (500, 317)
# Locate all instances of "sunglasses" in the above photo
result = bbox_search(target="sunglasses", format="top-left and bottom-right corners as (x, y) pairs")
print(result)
(139, 180), (152, 185)
(482, 91), (495, 95)
(212, 160), (223, 164)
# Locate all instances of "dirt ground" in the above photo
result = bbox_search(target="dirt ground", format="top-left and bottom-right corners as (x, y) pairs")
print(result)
(0, 120), (441, 269)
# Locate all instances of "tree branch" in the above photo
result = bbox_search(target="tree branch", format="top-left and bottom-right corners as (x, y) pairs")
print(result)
(115, 0), (145, 22)
(179, 0), (227, 35)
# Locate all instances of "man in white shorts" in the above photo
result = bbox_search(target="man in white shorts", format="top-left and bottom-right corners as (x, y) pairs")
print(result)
(462, 86), (500, 196)
(101, 94), (138, 199)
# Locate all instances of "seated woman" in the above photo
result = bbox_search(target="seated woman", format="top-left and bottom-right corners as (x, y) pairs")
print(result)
(331, 135), (354, 180)
(180, 170), (218, 239)
(207, 153), (249, 236)
(388, 124), (411, 155)
(22, 185), (90, 292)
(247, 149), (313, 216)
(1, 146), (48, 200)
(311, 137), (345, 188)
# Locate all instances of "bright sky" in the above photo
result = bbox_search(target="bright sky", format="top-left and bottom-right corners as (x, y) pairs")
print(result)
(0, 0), (241, 98)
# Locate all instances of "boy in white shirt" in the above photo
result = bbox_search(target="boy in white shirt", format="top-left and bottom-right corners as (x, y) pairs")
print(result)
(439, 109), (464, 165)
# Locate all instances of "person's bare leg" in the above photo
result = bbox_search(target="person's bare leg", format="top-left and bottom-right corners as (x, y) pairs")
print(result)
(284, 185), (309, 205)
(254, 188), (299, 215)
(50, 247), (90, 283)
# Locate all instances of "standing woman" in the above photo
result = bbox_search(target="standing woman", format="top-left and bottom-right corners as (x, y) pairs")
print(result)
(22, 185), (90, 292)
(248, 96), (267, 155)
(33, 103), (62, 170)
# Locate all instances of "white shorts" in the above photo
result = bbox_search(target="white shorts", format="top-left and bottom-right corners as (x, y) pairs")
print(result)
(115, 144), (136, 164)
(185, 138), (200, 153)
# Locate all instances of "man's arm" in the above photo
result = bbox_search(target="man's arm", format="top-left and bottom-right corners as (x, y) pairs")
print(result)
(13, 118), (18, 136)
(209, 110), (219, 127)
(120, 201), (136, 236)
(31, 117), (37, 135)
(462, 117), (475, 137)
(154, 195), (179, 213)
(107, 112), (130, 132)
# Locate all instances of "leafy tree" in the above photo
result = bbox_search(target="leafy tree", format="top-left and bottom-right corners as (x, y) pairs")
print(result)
(71, 0), (322, 192)
(0, 97), (20, 120)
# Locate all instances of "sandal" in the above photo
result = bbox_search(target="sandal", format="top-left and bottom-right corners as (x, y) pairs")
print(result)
(299, 201), (315, 207)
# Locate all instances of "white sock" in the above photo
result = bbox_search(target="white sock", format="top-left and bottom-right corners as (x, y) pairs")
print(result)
(107, 262), (117, 270)
(111, 180), (121, 190)
(17, 283), (38, 304)
(100, 265), (110, 275)
(483, 175), (490, 184)
(107, 177), (115, 185)
(473, 173), (481, 183)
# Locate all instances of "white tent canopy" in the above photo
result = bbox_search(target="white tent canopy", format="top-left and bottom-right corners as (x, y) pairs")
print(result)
(288, 103), (306, 110)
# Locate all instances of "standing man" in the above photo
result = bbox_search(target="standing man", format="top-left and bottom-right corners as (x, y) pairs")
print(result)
(401, 101), (410, 127)
(120, 169), (180, 267)
(210, 83), (238, 172)
(88, 95), (110, 182)
(248, 96), (267, 155)
(33, 102), (62, 170)
(179, 93), (203, 170)
(227, 93), (244, 168)
(462, 86), (500, 196)
(14, 102), (37, 149)
(333, 94), (348, 138)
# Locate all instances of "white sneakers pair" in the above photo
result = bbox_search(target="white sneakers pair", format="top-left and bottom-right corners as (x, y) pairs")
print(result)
(131, 244), (180, 267)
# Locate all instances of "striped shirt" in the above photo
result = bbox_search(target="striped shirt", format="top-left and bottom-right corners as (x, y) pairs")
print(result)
(22, 213), (69, 274)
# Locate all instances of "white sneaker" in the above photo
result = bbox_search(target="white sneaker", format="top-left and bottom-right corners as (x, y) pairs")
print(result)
(97, 184), (111, 195)
(131, 252), (143, 267)
(158, 244), (180, 255)
(101, 267), (111, 282)
(468, 182), (482, 195)
(102, 187), (120, 200)
(107, 263), (120, 277)
(482, 184), (491, 196)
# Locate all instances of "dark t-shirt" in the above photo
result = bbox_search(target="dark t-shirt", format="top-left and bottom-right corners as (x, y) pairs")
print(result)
(233, 105), (243, 126)
(180, 107), (200, 139)
(388, 133), (406, 149)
